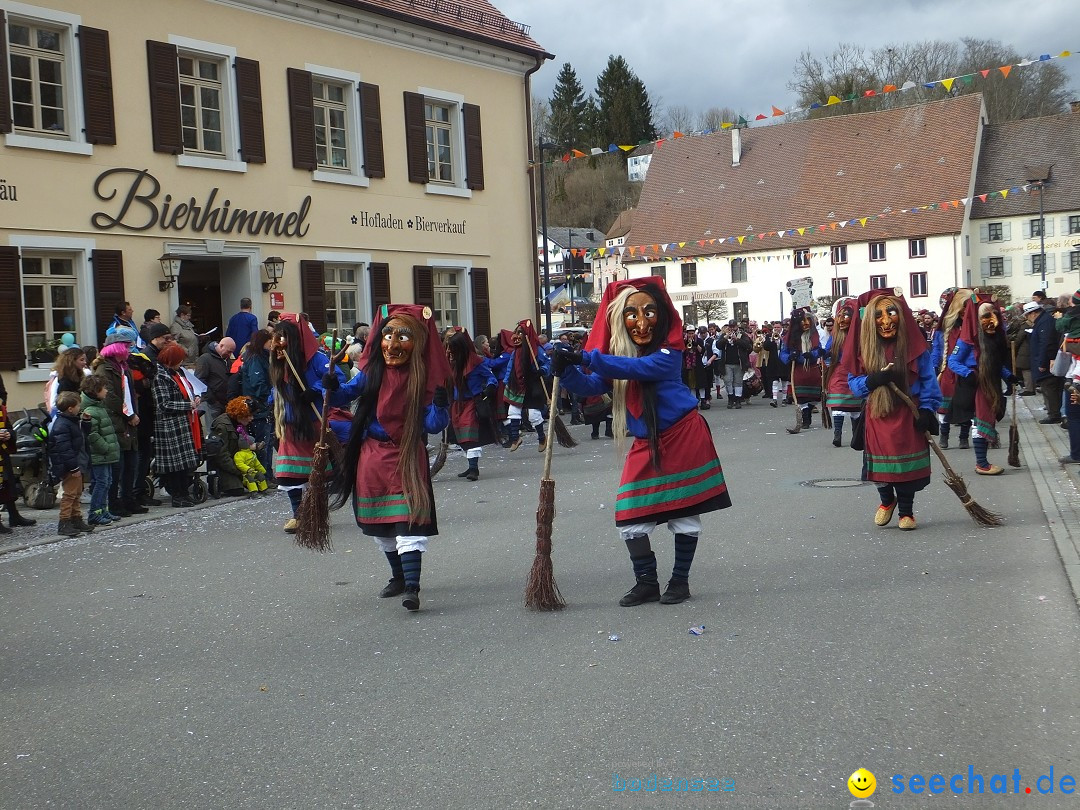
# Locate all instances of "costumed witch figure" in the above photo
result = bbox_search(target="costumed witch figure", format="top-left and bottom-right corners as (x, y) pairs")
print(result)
(936, 288), (973, 450)
(839, 289), (943, 531)
(823, 297), (862, 447)
(269, 314), (364, 534)
(946, 294), (1018, 476)
(328, 304), (451, 612)
(446, 327), (498, 481)
(553, 277), (732, 606)
(501, 319), (550, 452)
(780, 308), (825, 429)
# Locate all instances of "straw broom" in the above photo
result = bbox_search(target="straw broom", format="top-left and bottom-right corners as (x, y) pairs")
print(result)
(1007, 342), (1021, 468)
(429, 430), (449, 476)
(820, 363), (832, 429)
(888, 381), (1003, 527)
(279, 350), (344, 470)
(523, 339), (577, 448)
(785, 361), (802, 434)
(295, 383), (333, 552)
(525, 373), (566, 611)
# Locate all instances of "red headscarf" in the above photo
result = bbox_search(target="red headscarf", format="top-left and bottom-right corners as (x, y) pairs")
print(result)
(510, 318), (543, 392)
(784, 307), (821, 353)
(836, 288), (924, 380)
(584, 276), (684, 354)
(957, 291), (1001, 348)
(448, 326), (483, 379)
(279, 313), (321, 364)
(357, 304), (451, 442)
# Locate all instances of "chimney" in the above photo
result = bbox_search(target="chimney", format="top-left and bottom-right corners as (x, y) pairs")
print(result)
(1071, 100), (1080, 114)
(731, 127), (741, 167)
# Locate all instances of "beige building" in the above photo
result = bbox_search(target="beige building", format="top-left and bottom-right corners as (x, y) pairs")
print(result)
(0, 0), (550, 408)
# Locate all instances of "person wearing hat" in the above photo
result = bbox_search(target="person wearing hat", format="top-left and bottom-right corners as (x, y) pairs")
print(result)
(328, 305), (451, 611)
(93, 328), (146, 516)
(780, 308), (824, 429)
(1025, 299), (1064, 424)
(553, 277), (732, 606)
(823, 297), (862, 447)
(937, 289), (973, 450)
(131, 322), (176, 506)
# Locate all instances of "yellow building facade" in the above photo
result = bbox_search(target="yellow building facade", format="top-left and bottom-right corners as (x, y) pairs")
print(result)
(0, 0), (549, 407)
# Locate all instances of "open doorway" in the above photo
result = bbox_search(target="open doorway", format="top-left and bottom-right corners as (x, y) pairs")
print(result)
(178, 260), (223, 338)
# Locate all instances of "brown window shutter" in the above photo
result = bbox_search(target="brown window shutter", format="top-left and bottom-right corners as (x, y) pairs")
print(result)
(413, 266), (434, 309)
(78, 26), (116, 145)
(146, 40), (182, 154)
(470, 268), (491, 338)
(299, 260), (326, 334)
(234, 57), (265, 163)
(287, 68), (316, 170)
(462, 103), (484, 191)
(0, 11), (12, 134)
(369, 263), (391, 318)
(0, 247), (23, 370)
(91, 250), (125, 346)
(403, 91), (428, 184)
(359, 82), (385, 179)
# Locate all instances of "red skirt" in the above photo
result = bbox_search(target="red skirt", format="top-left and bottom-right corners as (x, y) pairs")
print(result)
(615, 411), (731, 526)
(274, 431), (316, 484)
(451, 397), (496, 450)
(354, 436), (437, 537)
(825, 368), (861, 411)
(792, 363), (822, 403)
(862, 397), (932, 486)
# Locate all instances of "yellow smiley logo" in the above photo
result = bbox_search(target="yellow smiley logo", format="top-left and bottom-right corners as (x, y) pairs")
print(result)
(848, 767), (876, 798)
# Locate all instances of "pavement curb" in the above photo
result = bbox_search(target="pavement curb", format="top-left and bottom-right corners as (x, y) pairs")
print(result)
(1017, 395), (1080, 610)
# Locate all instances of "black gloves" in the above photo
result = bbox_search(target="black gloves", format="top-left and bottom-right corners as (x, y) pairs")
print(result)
(483, 383), (497, 400)
(1006, 372), (1022, 386)
(551, 345), (583, 376)
(321, 371), (340, 391)
(865, 367), (898, 391)
(303, 387), (323, 406)
(915, 408), (940, 436)
(433, 386), (449, 408)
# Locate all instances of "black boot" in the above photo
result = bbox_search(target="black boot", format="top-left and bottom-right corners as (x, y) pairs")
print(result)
(620, 534), (660, 606)
(604, 420), (614, 438)
(0, 516), (11, 535)
(659, 579), (691, 604)
(379, 578), (405, 598)
(402, 587), (421, 611)
(801, 407), (812, 429)
(6, 503), (36, 526)
(619, 579), (660, 606)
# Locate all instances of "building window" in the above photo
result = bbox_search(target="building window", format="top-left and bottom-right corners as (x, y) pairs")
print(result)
(730, 258), (747, 284)
(910, 271), (928, 297)
(432, 269), (460, 330)
(425, 101), (454, 183)
(830, 245), (847, 265)
(680, 262), (697, 286)
(794, 248), (810, 268)
(681, 305), (694, 325)
(22, 253), (78, 361)
(1030, 218), (1043, 238)
(1031, 254), (1045, 275)
(313, 80), (349, 170)
(323, 265), (360, 334)
(987, 222), (1003, 241)
(870, 274), (888, 289)
(869, 241), (886, 262)
(831, 277), (848, 298)
(650, 265), (666, 283)
(1071, 251), (1080, 272)
(8, 19), (66, 135)
(1069, 215), (1080, 235)
(989, 257), (1005, 277)
(178, 54), (225, 155)
(909, 238), (926, 258)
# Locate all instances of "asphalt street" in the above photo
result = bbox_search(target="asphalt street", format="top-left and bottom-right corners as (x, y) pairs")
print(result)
(2, 395), (1079, 809)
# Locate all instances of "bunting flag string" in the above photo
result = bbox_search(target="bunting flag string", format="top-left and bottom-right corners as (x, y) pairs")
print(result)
(535, 48), (1073, 167)
(562, 184), (1034, 266)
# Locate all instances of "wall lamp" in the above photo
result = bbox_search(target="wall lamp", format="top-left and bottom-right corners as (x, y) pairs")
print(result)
(158, 254), (181, 292)
(262, 256), (285, 292)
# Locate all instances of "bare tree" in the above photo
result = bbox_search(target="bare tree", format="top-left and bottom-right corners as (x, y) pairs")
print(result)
(697, 106), (741, 131)
(689, 298), (729, 324)
(661, 103), (696, 135)
(531, 94), (550, 143)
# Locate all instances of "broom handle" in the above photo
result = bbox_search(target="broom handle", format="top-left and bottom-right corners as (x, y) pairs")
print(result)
(315, 329), (339, 444)
(887, 381), (955, 475)
(523, 336), (556, 410)
(542, 375), (561, 479)
(789, 361), (799, 407)
(1010, 342), (1018, 427)
(280, 350), (328, 424)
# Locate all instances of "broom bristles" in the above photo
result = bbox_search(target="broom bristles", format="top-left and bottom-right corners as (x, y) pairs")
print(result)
(296, 442), (333, 552)
(553, 415), (578, 448)
(1007, 424), (1021, 468)
(526, 478), (565, 611)
(942, 469), (1005, 527)
(429, 441), (449, 477)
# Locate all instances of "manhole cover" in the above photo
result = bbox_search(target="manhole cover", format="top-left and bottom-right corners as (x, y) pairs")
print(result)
(800, 478), (872, 488)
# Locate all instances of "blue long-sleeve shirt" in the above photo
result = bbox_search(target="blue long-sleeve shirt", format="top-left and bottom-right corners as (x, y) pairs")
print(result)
(946, 339), (1011, 381)
(559, 348), (698, 438)
(455, 362), (497, 401)
(929, 331), (944, 373)
(272, 352), (365, 424)
(501, 344), (550, 387)
(780, 343), (824, 366)
(848, 351), (943, 412)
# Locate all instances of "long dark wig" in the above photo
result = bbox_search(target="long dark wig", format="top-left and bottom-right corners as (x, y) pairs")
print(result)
(607, 281), (670, 472)
(329, 314), (432, 524)
(448, 331), (479, 399)
(976, 303), (1008, 418)
(269, 319), (315, 443)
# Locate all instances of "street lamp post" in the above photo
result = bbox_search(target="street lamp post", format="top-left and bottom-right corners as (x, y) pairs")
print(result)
(567, 229), (575, 325)
(1036, 180), (1047, 291)
(538, 140), (556, 337)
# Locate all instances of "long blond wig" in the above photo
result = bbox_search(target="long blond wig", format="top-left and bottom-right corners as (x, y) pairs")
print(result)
(605, 285), (639, 456)
(859, 295), (910, 419)
(939, 288), (972, 371)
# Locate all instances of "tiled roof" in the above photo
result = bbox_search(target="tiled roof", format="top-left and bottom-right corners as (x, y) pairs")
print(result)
(625, 94), (986, 261)
(606, 208), (634, 239)
(970, 111), (1080, 219)
(546, 227), (606, 250)
(328, 0), (550, 57)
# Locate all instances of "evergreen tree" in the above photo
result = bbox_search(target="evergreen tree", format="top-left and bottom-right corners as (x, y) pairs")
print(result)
(594, 55), (657, 147)
(547, 63), (589, 150)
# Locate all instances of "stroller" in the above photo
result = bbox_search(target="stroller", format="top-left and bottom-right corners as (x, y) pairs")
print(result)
(10, 405), (56, 510)
(144, 431), (223, 504)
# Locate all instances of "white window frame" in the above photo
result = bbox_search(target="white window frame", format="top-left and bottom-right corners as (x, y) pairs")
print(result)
(1068, 215), (1080, 235)
(909, 238), (927, 259)
(869, 241), (886, 262)
(417, 86), (470, 199)
(910, 271), (928, 298)
(680, 262), (697, 287)
(425, 258), (472, 333)
(831, 277), (848, 298)
(987, 222), (1003, 241)
(730, 257), (747, 284)
(830, 245), (847, 265)
(869, 274), (888, 289)
(8, 234), (96, 382)
(169, 35), (246, 173)
(988, 257), (1005, 277)
(794, 248), (810, 268)
(3, 2), (90, 156)
(316, 250), (371, 326)
(307, 64), (370, 188)
(1070, 251), (1080, 272)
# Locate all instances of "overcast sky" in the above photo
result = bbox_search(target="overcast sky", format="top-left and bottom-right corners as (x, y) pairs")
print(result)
(496, 0), (1079, 127)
